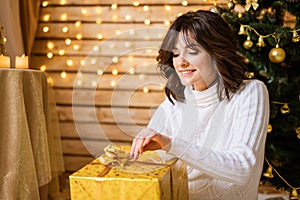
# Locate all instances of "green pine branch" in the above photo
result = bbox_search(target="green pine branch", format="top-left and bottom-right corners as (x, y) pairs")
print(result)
(217, 0), (300, 190)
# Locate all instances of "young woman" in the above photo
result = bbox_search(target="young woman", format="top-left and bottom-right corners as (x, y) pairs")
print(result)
(130, 10), (269, 200)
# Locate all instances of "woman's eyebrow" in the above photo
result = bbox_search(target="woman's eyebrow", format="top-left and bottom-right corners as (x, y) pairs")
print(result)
(187, 43), (201, 49)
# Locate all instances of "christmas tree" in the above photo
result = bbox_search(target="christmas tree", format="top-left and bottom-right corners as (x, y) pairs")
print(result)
(0, 24), (6, 55)
(217, 0), (300, 196)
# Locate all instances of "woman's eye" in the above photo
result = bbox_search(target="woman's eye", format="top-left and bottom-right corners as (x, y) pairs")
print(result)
(189, 51), (199, 55)
(172, 52), (179, 57)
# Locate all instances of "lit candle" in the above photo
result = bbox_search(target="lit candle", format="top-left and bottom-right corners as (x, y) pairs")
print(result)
(0, 55), (10, 68)
(15, 54), (28, 68)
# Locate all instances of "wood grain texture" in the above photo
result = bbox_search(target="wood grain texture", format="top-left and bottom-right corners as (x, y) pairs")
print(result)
(33, 0), (221, 172)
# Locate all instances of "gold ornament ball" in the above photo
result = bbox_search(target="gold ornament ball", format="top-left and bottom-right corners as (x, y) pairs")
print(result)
(227, 0), (235, 9)
(245, 71), (255, 79)
(269, 47), (286, 63)
(243, 39), (253, 50)
(295, 126), (300, 139)
(280, 103), (290, 114)
(267, 124), (272, 133)
(296, 127), (300, 134)
(292, 36), (300, 43)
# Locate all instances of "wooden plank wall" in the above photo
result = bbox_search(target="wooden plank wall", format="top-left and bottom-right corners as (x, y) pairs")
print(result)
(31, 0), (226, 172)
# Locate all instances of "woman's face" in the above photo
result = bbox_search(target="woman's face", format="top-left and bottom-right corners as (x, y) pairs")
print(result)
(172, 32), (217, 91)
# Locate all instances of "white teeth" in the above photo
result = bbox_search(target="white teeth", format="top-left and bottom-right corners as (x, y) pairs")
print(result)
(181, 70), (195, 75)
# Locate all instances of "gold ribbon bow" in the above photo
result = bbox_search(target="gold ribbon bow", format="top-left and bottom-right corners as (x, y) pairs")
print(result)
(97, 144), (172, 174)
(98, 144), (131, 167)
(245, 0), (259, 11)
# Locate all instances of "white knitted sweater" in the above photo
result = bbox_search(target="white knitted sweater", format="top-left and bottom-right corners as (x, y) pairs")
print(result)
(148, 80), (269, 200)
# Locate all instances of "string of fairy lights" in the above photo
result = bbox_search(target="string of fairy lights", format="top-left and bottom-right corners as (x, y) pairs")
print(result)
(229, 1), (300, 138)
(226, 1), (300, 198)
(40, 0), (213, 92)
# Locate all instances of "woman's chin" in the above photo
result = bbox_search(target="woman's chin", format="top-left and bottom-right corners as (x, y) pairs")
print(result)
(180, 78), (192, 87)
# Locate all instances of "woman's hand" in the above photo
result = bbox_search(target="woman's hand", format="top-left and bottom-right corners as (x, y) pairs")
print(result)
(130, 128), (172, 160)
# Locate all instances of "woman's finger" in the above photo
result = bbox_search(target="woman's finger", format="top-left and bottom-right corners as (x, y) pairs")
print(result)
(130, 135), (145, 160)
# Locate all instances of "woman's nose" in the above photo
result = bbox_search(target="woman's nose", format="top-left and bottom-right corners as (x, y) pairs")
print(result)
(176, 56), (188, 67)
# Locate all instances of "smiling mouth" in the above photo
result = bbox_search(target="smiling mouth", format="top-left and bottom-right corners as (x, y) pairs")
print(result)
(180, 69), (196, 77)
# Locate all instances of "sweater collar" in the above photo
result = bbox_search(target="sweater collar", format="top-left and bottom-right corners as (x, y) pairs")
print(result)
(184, 82), (220, 107)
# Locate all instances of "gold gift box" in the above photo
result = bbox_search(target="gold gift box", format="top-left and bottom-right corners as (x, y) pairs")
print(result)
(69, 148), (188, 200)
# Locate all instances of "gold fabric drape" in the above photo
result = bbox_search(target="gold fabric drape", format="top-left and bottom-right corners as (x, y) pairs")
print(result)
(19, 0), (40, 56)
(0, 69), (64, 199)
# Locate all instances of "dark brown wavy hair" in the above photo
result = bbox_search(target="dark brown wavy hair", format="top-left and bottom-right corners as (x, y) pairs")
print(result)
(156, 10), (247, 104)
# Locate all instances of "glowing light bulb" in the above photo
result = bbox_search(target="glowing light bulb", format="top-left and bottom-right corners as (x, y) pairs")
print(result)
(75, 20), (81, 27)
(147, 49), (153, 54)
(110, 80), (116, 87)
(112, 56), (118, 63)
(97, 69), (103, 75)
(47, 52), (53, 59)
(47, 41), (54, 49)
(40, 65), (47, 71)
(93, 45), (100, 52)
(125, 14), (131, 21)
(76, 33), (83, 40)
(143, 5), (149, 11)
(60, 0), (67, 5)
(60, 13), (68, 21)
(144, 19), (151, 25)
(81, 8), (88, 15)
(65, 38), (72, 45)
(97, 33), (104, 40)
(47, 77), (54, 85)
(138, 74), (145, 80)
(80, 60), (86, 66)
(91, 81), (98, 87)
(96, 19), (102, 24)
(90, 59), (97, 65)
(164, 20), (170, 26)
(111, 3), (118, 9)
(129, 68), (135, 74)
(96, 7), (102, 14)
(43, 14), (51, 21)
(42, 1), (49, 7)
(62, 26), (69, 33)
(129, 29), (135, 35)
(128, 55), (134, 61)
(43, 26), (50, 33)
(181, 0), (188, 6)
(143, 87), (149, 93)
(165, 5), (171, 11)
(61, 71), (67, 79)
(73, 45), (80, 51)
(112, 69), (118, 75)
(124, 41), (131, 47)
(112, 14), (118, 21)
(115, 30), (122, 35)
(133, 1), (140, 6)
(58, 49), (65, 56)
(66, 59), (73, 66)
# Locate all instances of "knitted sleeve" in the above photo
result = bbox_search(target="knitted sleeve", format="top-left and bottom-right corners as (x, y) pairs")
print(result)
(167, 80), (269, 185)
(147, 98), (174, 137)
